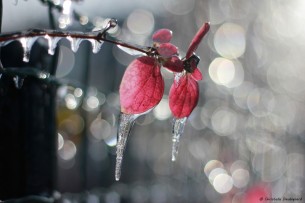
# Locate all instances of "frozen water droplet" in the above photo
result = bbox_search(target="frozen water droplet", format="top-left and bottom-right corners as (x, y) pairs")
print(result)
(89, 40), (103, 54)
(45, 35), (61, 55)
(108, 18), (118, 29)
(171, 117), (187, 161)
(67, 37), (83, 53)
(19, 37), (38, 62)
(174, 72), (185, 87)
(115, 112), (141, 181)
(13, 76), (24, 89)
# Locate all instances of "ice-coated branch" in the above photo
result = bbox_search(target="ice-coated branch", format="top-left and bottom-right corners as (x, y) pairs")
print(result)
(0, 27), (150, 56)
(0, 18), (150, 63)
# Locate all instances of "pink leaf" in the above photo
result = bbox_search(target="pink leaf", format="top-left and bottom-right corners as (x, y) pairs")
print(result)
(120, 56), (164, 114)
(185, 22), (210, 59)
(169, 75), (199, 118)
(157, 43), (178, 58)
(163, 56), (184, 72)
(152, 28), (173, 43)
(191, 67), (202, 81)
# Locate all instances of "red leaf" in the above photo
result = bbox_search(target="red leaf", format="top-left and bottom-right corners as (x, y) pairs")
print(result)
(120, 56), (164, 114)
(163, 56), (184, 72)
(152, 28), (173, 43)
(157, 43), (178, 58)
(191, 67), (202, 81)
(169, 75), (199, 118)
(185, 22), (210, 59)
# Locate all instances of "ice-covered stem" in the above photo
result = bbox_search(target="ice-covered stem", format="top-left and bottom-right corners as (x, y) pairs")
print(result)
(115, 113), (139, 181)
(171, 117), (187, 161)
(0, 28), (150, 55)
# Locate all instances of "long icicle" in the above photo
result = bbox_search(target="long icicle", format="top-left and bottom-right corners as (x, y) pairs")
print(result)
(115, 113), (138, 181)
(171, 117), (187, 161)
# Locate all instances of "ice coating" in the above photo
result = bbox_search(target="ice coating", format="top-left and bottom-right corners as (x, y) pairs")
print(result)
(67, 37), (83, 53)
(115, 112), (139, 181)
(45, 35), (61, 55)
(18, 37), (38, 62)
(171, 117), (187, 161)
(90, 39), (104, 54)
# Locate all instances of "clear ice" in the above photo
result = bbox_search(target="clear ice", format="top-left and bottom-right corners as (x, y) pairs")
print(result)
(13, 76), (24, 89)
(90, 40), (104, 54)
(18, 37), (38, 62)
(45, 35), (61, 55)
(67, 37), (83, 53)
(115, 112), (140, 181)
(171, 117), (187, 161)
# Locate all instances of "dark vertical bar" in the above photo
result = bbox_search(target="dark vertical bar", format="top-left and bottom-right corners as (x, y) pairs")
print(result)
(0, 0), (3, 70)
(0, 0), (57, 200)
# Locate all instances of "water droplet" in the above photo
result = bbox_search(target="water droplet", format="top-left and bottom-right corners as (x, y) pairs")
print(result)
(108, 18), (118, 29)
(13, 76), (24, 89)
(18, 37), (38, 62)
(171, 117), (187, 161)
(45, 35), (61, 55)
(67, 37), (83, 53)
(89, 40), (103, 54)
(115, 112), (140, 181)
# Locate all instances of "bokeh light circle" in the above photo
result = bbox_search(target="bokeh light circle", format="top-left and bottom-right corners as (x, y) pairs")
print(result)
(214, 23), (246, 59)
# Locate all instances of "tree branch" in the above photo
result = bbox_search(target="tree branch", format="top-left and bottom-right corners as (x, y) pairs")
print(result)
(0, 28), (151, 55)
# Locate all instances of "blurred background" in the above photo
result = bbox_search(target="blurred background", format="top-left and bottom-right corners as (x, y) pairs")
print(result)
(1, 0), (305, 202)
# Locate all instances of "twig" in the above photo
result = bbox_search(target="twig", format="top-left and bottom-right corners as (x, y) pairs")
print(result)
(0, 28), (151, 55)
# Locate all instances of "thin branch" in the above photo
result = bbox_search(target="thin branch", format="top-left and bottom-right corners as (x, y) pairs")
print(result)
(0, 29), (151, 55)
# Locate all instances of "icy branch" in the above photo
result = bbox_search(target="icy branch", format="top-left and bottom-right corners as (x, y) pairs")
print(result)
(0, 24), (150, 62)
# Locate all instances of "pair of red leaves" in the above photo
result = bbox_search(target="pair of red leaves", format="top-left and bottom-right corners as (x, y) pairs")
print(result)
(120, 22), (210, 119)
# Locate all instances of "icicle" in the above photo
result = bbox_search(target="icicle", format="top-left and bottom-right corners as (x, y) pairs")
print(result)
(89, 39), (103, 54)
(115, 112), (140, 181)
(67, 37), (83, 53)
(13, 76), (24, 89)
(171, 117), (187, 161)
(18, 37), (38, 62)
(45, 35), (61, 55)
